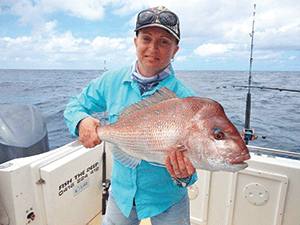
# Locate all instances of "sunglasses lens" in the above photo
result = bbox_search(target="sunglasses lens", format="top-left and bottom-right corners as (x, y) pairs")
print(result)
(158, 12), (177, 26)
(138, 11), (155, 26)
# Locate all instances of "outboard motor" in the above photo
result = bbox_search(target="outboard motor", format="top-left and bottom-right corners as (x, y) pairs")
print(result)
(0, 104), (49, 164)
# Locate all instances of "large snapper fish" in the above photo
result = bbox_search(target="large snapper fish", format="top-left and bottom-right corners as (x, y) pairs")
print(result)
(97, 87), (250, 172)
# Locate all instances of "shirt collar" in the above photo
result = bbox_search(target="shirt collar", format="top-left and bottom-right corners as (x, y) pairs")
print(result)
(130, 59), (173, 94)
(131, 59), (172, 81)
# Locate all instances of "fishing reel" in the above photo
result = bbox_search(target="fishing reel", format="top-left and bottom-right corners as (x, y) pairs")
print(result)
(242, 128), (256, 142)
(242, 128), (266, 143)
(102, 179), (111, 201)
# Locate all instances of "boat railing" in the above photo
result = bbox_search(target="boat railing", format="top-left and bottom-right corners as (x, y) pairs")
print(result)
(248, 145), (300, 159)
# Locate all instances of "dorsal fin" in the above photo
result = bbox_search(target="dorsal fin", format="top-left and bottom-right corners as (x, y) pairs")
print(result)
(118, 87), (178, 119)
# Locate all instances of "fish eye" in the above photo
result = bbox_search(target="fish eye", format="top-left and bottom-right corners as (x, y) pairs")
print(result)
(214, 131), (224, 140)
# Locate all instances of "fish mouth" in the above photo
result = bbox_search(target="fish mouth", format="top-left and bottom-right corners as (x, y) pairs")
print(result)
(230, 161), (248, 168)
(229, 154), (251, 165)
(209, 160), (249, 172)
(225, 161), (249, 172)
(207, 155), (250, 172)
(227, 154), (250, 171)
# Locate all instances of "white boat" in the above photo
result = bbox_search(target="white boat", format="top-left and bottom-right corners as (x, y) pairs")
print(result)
(2, 4), (299, 223)
(0, 138), (299, 225)
(1, 12), (299, 222)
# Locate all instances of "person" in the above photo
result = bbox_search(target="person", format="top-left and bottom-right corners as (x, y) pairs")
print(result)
(64, 6), (197, 225)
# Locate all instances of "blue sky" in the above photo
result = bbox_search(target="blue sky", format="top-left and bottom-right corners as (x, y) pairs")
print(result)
(1, 0), (299, 71)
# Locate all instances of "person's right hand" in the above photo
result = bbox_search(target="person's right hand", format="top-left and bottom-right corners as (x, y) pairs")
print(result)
(78, 117), (102, 148)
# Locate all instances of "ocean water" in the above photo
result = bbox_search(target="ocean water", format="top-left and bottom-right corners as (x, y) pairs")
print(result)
(0, 69), (299, 154)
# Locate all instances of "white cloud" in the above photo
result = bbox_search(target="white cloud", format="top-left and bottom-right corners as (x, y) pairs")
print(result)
(1, 0), (299, 70)
(42, 31), (86, 53)
(3, 0), (107, 30)
(41, 0), (106, 20)
(44, 20), (58, 34)
(8, 0), (44, 26)
(176, 56), (188, 62)
(92, 37), (126, 52)
(111, 0), (148, 16)
(255, 51), (282, 60)
(194, 43), (236, 57)
(1, 36), (32, 48)
(24, 57), (39, 62)
(0, 27), (133, 69)
(256, 23), (300, 51)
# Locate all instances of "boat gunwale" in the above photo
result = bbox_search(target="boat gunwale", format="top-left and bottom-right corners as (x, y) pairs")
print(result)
(248, 145), (300, 159)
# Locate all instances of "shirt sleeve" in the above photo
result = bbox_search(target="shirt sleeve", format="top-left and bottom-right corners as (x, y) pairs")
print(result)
(63, 75), (107, 136)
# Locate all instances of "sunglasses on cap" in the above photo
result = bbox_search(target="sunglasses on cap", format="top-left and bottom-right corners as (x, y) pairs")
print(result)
(135, 9), (180, 41)
(137, 10), (178, 27)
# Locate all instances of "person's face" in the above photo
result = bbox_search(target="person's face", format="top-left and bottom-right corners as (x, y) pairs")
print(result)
(134, 27), (179, 77)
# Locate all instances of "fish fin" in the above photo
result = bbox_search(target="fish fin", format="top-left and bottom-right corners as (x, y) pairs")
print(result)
(118, 87), (178, 119)
(111, 146), (141, 168)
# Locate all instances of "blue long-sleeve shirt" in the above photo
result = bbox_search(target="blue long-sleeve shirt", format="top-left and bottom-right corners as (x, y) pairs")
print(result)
(63, 66), (198, 219)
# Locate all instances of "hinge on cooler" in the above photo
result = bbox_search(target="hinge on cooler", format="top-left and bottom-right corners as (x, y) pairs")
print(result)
(36, 178), (46, 185)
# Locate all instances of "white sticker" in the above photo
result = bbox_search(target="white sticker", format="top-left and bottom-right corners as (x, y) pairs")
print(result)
(73, 177), (90, 196)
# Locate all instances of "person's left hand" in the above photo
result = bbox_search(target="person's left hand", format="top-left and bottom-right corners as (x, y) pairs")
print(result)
(165, 151), (196, 178)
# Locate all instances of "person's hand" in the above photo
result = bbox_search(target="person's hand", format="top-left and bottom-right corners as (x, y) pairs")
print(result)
(78, 117), (102, 148)
(165, 151), (196, 178)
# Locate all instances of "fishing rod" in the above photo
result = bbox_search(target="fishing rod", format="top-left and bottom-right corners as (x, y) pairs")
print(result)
(217, 85), (300, 93)
(102, 111), (110, 216)
(235, 85), (300, 93)
(243, 4), (256, 145)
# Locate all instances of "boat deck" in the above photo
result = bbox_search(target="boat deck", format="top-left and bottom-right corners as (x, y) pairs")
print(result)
(88, 213), (151, 224)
